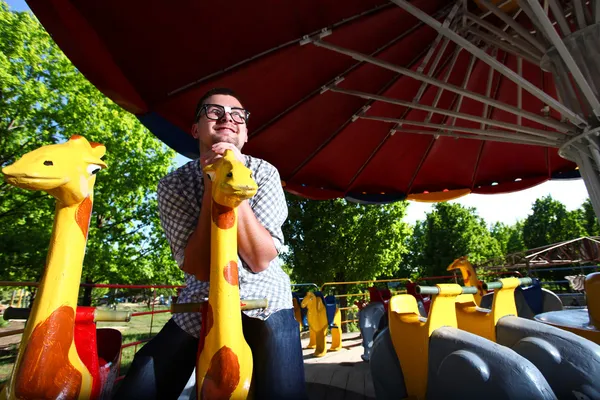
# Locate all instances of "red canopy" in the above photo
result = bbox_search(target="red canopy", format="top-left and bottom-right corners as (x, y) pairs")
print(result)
(27, 0), (580, 203)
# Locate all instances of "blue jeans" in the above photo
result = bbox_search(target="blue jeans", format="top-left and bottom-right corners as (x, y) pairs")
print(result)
(113, 309), (307, 400)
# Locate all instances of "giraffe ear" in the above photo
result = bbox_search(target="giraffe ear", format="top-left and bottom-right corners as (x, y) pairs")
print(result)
(203, 163), (216, 181)
(90, 143), (106, 159)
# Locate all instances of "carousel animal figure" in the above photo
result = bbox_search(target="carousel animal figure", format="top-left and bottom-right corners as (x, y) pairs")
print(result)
(292, 292), (309, 332)
(357, 301), (385, 362)
(301, 291), (342, 357)
(446, 256), (486, 304)
(196, 150), (257, 399)
(447, 256), (563, 318)
(453, 277), (600, 399)
(369, 283), (556, 399)
(1, 136), (109, 400)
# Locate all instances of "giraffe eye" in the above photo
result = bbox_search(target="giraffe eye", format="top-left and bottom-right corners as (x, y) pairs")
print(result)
(226, 172), (233, 178)
(87, 164), (102, 175)
(43, 160), (53, 166)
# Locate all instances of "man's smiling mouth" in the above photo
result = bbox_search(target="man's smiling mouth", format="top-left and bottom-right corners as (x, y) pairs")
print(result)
(215, 127), (236, 134)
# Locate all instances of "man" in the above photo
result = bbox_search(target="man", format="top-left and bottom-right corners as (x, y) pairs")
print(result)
(114, 88), (306, 399)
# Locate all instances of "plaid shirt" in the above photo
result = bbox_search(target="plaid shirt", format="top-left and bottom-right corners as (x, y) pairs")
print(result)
(157, 156), (293, 338)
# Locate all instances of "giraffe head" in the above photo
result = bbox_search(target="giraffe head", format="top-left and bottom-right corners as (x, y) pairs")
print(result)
(204, 150), (257, 208)
(2, 135), (107, 206)
(447, 256), (474, 279)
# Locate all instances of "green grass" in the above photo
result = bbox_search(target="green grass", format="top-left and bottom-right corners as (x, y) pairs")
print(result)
(0, 303), (173, 385)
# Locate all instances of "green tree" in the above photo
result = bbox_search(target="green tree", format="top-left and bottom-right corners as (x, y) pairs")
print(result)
(0, 4), (182, 303)
(282, 195), (412, 285)
(491, 221), (526, 255)
(578, 198), (600, 237)
(406, 202), (502, 277)
(522, 195), (586, 249)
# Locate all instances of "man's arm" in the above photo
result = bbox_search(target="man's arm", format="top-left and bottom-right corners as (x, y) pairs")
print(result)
(237, 201), (278, 272)
(193, 143), (287, 274)
(182, 180), (212, 281)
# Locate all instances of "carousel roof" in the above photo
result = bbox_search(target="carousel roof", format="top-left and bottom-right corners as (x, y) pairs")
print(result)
(27, 0), (596, 203)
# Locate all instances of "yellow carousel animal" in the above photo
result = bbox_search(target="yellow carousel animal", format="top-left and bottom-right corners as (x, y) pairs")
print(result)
(196, 150), (258, 399)
(300, 292), (342, 357)
(446, 256), (486, 304)
(1, 135), (106, 400)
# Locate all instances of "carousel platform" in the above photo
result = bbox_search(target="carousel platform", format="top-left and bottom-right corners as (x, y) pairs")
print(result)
(302, 332), (375, 400)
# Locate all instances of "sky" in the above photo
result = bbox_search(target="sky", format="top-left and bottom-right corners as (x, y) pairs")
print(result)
(9, 0), (591, 227)
(6, 0), (27, 12)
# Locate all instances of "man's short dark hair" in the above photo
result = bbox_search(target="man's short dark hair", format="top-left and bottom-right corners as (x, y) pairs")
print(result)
(194, 88), (244, 122)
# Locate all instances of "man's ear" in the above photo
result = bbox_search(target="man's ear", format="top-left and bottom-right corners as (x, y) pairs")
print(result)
(191, 123), (199, 139)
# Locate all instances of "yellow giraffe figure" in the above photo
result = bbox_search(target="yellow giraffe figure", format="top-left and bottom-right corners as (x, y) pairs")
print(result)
(447, 256), (486, 305)
(197, 150), (258, 399)
(1, 136), (106, 400)
(301, 292), (342, 357)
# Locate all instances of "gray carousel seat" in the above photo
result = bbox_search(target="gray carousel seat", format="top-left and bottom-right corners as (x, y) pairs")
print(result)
(358, 302), (385, 362)
(370, 326), (556, 399)
(480, 279), (563, 319)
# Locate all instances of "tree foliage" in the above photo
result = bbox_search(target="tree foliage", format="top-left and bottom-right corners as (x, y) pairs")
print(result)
(0, 4), (182, 299)
(490, 221), (526, 255)
(578, 198), (600, 237)
(522, 195), (586, 249)
(282, 195), (411, 286)
(405, 202), (502, 277)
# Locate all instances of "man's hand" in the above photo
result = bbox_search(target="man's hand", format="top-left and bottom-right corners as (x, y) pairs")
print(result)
(200, 142), (244, 169)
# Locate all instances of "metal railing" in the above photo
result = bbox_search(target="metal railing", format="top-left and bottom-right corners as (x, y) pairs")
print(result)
(0, 281), (185, 382)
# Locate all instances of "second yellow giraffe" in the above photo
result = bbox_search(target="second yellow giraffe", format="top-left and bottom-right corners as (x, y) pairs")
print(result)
(1, 136), (106, 400)
(196, 150), (258, 399)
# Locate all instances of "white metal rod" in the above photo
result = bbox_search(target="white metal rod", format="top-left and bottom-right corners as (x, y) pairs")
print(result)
(517, 0), (553, 48)
(583, 0), (594, 25)
(573, 0), (589, 29)
(414, 38), (452, 103)
(480, 49), (497, 131)
(550, 61), (584, 117)
(525, 0), (600, 118)
(465, 12), (542, 57)
(518, 57), (523, 126)
(465, 27), (542, 65)
(380, 126), (557, 146)
(389, 0), (587, 126)
(478, 0), (548, 53)
(426, 45), (464, 121)
(312, 40), (575, 133)
(359, 115), (558, 145)
(331, 86), (565, 139)
(415, 1), (460, 75)
(547, 0), (571, 35)
(570, 150), (600, 221)
(449, 54), (478, 126)
(588, 140), (600, 168)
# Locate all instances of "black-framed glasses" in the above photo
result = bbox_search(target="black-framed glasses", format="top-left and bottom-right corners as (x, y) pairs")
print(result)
(196, 104), (250, 124)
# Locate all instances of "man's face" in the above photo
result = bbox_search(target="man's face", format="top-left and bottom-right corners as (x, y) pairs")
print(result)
(192, 94), (249, 152)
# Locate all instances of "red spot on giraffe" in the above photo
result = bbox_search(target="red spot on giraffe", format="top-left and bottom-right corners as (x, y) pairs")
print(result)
(223, 261), (239, 286)
(70, 134), (84, 141)
(212, 203), (235, 229)
(201, 346), (240, 400)
(89, 141), (103, 148)
(15, 306), (82, 399)
(76, 196), (93, 238)
(205, 303), (214, 338)
(466, 270), (472, 278)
